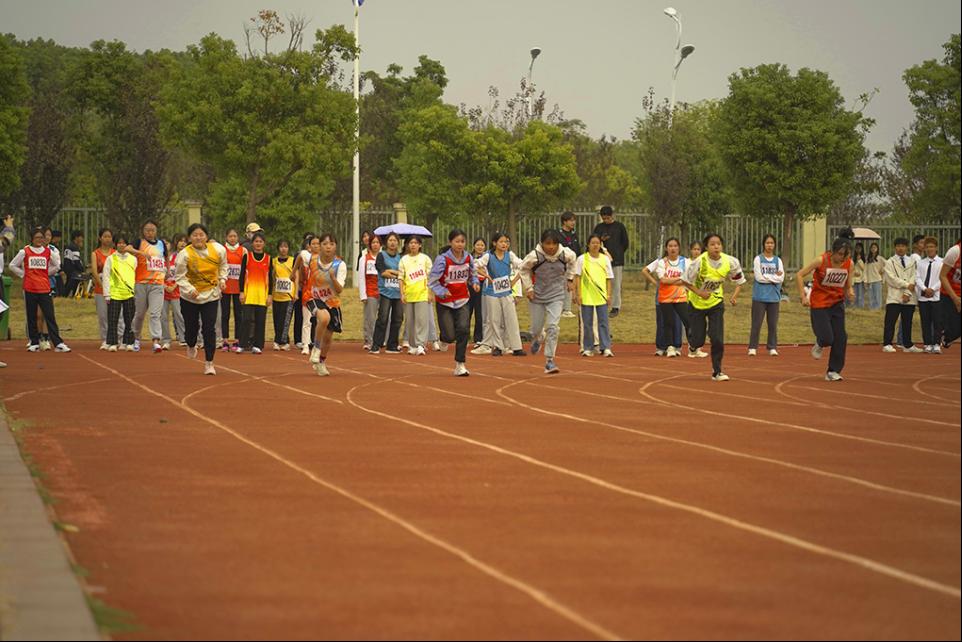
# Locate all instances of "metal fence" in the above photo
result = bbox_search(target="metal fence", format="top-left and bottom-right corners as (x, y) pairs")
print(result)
(828, 224), (960, 256)
(12, 207), (190, 250)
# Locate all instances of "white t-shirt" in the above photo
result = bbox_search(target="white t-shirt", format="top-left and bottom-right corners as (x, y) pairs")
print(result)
(645, 256), (686, 280)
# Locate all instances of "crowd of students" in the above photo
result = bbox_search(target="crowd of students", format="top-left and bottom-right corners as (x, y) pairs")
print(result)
(4, 211), (960, 380)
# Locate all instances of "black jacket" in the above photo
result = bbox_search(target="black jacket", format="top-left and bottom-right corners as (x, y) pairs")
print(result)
(592, 221), (629, 266)
(559, 228), (581, 256)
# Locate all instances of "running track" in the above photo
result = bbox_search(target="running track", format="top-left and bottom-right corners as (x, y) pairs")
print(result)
(2, 342), (960, 639)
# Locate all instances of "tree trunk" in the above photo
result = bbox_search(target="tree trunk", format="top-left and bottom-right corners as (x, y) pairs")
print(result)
(246, 171), (260, 224)
(508, 200), (518, 248)
(782, 206), (796, 269)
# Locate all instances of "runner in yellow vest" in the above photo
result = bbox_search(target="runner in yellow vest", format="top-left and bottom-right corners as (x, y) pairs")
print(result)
(573, 234), (614, 357)
(174, 223), (229, 375)
(682, 233), (746, 381)
(102, 234), (139, 351)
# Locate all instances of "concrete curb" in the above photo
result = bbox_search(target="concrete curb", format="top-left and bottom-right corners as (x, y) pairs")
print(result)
(0, 412), (101, 641)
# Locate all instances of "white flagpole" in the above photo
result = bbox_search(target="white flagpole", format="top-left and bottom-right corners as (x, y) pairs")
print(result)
(352, 0), (361, 287)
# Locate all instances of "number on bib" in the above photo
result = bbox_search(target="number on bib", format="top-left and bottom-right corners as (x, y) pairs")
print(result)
(366, 261), (378, 275)
(491, 276), (512, 294)
(821, 268), (848, 288)
(147, 256), (166, 272)
(384, 277), (400, 290)
(446, 264), (470, 283)
(227, 264), (242, 280)
(313, 286), (333, 301)
(27, 256), (48, 270)
(702, 279), (722, 292)
(407, 268), (426, 284)
(275, 278), (293, 294)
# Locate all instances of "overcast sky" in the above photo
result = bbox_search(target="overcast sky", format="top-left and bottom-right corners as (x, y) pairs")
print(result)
(3, 0), (960, 152)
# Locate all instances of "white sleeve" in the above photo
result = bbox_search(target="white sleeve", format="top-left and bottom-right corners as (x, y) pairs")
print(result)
(335, 260), (347, 287)
(215, 243), (229, 281)
(645, 259), (659, 272)
(728, 257), (747, 285)
(102, 256), (112, 298)
(752, 256), (766, 283)
(605, 259), (615, 279)
(174, 250), (196, 299)
(769, 258), (785, 284)
(7, 249), (26, 278)
(510, 251), (523, 271)
(48, 248), (61, 275)
(573, 254), (584, 276)
(476, 253), (490, 270)
(945, 245), (960, 266)
(682, 259), (699, 285)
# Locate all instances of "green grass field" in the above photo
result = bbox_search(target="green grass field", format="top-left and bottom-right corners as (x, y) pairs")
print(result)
(1, 273), (913, 346)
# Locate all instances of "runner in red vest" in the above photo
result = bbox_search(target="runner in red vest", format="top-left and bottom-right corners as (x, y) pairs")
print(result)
(939, 237), (962, 347)
(7, 227), (71, 353)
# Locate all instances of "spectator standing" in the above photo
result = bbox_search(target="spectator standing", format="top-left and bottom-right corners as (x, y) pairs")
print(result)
(592, 206), (629, 317)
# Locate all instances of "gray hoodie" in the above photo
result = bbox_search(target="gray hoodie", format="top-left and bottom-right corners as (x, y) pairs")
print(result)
(520, 243), (577, 303)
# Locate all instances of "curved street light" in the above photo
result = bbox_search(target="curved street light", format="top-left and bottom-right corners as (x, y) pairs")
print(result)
(527, 47), (542, 119)
(664, 7), (694, 128)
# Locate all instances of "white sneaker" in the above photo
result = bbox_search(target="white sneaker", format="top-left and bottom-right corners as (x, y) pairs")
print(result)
(273, 343), (281, 351)
(561, 310), (576, 318)
(40, 340), (52, 352)
(252, 347), (262, 355)
(712, 373), (731, 382)
(439, 342), (449, 352)
(769, 349), (779, 356)
(132, 339), (141, 352)
(161, 342), (171, 351)
(314, 361), (330, 377)
(471, 345), (493, 355)
(454, 362), (469, 377)
(301, 344), (310, 355)
(688, 349), (708, 359)
(401, 341), (410, 349)
(825, 371), (843, 381)
(280, 343), (290, 351)
(581, 349), (593, 357)
(408, 346), (418, 355)
(187, 346), (198, 359)
(362, 344), (370, 351)
(747, 348), (757, 356)
(27, 344), (40, 352)
(654, 349), (666, 357)
(432, 341), (442, 352)
(811, 344), (823, 359)
(108, 344), (119, 352)
(0, 361), (5, 368)
(666, 346), (678, 358)
(100, 342), (108, 351)
(415, 346), (426, 356)
(204, 361), (216, 375)
(932, 345), (942, 354)
(902, 345), (924, 353)
(603, 349), (614, 358)
(295, 342), (303, 349)
(882, 345), (897, 353)
(125, 344), (135, 352)
(309, 347), (321, 364)
(54, 343), (71, 353)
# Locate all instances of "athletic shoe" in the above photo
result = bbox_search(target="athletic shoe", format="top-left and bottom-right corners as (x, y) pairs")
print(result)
(491, 348), (503, 357)
(216, 339), (225, 349)
(301, 345), (310, 356)
(309, 347), (321, 364)
(280, 343), (291, 351)
(177, 341), (187, 347)
(273, 343), (281, 351)
(924, 345), (934, 354)
(511, 350), (526, 357)
(204, 362), (216, 375)
(902, 345), (924, 353)
(603, 349), (614, 358)
(251, 347), (262, 355)
(881, 345), (896, 353)
(581, 349), (593, 357)
(314, 361), (330, 377)
(712, 373), (731, 382)
(161, 342), (171, 351)
(432, 341), (442, 352)
(27, 344), (40, 352)
(0, 362), (6, 368)
(132, 340), (140, 352)
(401, 341), (410, 350)
(295, 342), (303, 349)
(610, 308), (620, 318)
(186, 346), (198, 359)
(654, 349), (666, 357)
(747, 348), (757, 356)
(221, 344), (231, 352)
(471, 345), (493, 355)
(99, 342), (109, 351)
(232, 346), (244, 354)
(416, 346), (427, 356)
(362, 344), (370, 351)
(530, 339), (541, 355)
(439, 342), (449, 352)
(544, 360), (560, 374)
(688, 349), (708, 359)
(384, 348), (402, 354)
(825, 371), (844, 382)
(408, 346), (418, 355)
(811, 344), (823, 360)
(454, 362), (469, 377)
(561, 310), (576, 318)
(108, 345), (119, 352)
(932, 345), (942, 354)
(40, 340), (52, 352)
(54, 343), (71, 353)
(369, 348), (381, 355)
(125, 344), (135, 352)
(769, 349), (779, 357)
(666, 346), (678, 358)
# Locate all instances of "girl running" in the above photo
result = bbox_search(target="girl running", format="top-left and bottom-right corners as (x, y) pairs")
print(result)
(399, 235), (434, 356)
(359, 235), (381, 351)
(306, 234), (346, 376)
(238, 231), (273, 354)
(129, 220), (168, 353)
(90, 227), (116, 349)
(520, 229), (577, 374)
(292, 233), (315, 349)
(469, 237), (487, 348)
(429, 229), (480, 376)
(797, 229), (855, 381)
(293, 235), (321, 355)
(574, 234), (614, 357)
(371, 232), (403, 354)
(682, 233), (746, 381)
(161, 233), (187, 350)
(174, 223), (229, 375)
(222, 228), (246, 352)
(8, 227), (70, 353)
(475, 231), (525, 357)
(271, 240), (296, 350)
(102, 234), (138, 351)
(644, 237), (689, 358)
(748, 234), (784, 356)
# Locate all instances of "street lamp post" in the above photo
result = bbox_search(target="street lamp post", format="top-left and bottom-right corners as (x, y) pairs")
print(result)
(527, 46), (542, 119)
(351, 0), (362, 286)
(664, 7), (694, 128)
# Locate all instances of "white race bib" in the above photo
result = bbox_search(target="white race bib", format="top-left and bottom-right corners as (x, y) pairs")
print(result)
(491, 275), (512, 294)
(227, 264), (241, 280)
(446, 263), (470, 283)
(821, 268), (848, 288)
(953, 267), (961, 283)
(366, 261), (378, 275)
(27, 256), (48, 270)
(147, 256), (166, 272)
(275, 278), (292, 294)
(383, 277), (400, 290)
(312, 286), (334, 301)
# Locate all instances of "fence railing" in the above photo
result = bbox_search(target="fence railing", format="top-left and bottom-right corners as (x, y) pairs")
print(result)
(12, 207), (190, 252)
(828, 224), (960, 257)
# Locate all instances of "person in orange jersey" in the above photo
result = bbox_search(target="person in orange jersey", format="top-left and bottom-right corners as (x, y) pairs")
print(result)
(237, 232), (273, 354)
(222, 228), (247, 352)
(304, 233), (346, 376)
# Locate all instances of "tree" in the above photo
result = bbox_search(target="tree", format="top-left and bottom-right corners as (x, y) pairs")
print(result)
(0, 34), (30, 198)
(71, 41), (176, 233)
(561, 120), (644, 211)
(827, 147), (889, 225)
(160, 28), (358, 234)
(717, 64), (868, 265)
(885, 34), (960, 223)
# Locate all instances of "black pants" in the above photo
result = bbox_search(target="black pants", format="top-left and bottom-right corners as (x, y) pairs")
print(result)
(884, 303), (915, 347)
(918, 301), (943, 346)
(660, 302), (690, 349)
(240, 304), (267, 350)
(749, 300), (780, 350)
(811, 303), (847, 374)
(469, 287), (484, 343)
(107, 298), (135, 345)
(273, 300), (293, 345)
(689, 303), (725, 376)
(437, 303), (471, 363)
(183, 299), (219, 362)
(941, 297), (961, 345)
(220, 293), (242, 342)
(24, 291), (63, 346)
(372, 297), (403, 351)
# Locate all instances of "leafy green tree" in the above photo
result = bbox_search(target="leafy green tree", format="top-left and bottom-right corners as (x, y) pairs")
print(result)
(717, 64), (867, 265)
(885, 34), (960, 223)
(561, 121), (644, 211)
(0, 34), (30, 198)
(159, 28), (358, 233)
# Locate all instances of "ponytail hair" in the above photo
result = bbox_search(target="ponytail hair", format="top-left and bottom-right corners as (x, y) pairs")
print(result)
(831, 227), (854, 255)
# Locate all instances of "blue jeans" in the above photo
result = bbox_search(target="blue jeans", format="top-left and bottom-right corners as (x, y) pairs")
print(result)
(852, 282), (865, 308)
(867, 282), (882, 310)
(581, 304), (611, 352)
(655, 299), (683, 350)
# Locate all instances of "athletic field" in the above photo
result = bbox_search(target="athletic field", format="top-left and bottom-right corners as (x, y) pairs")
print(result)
(2, 341), (960, 639)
